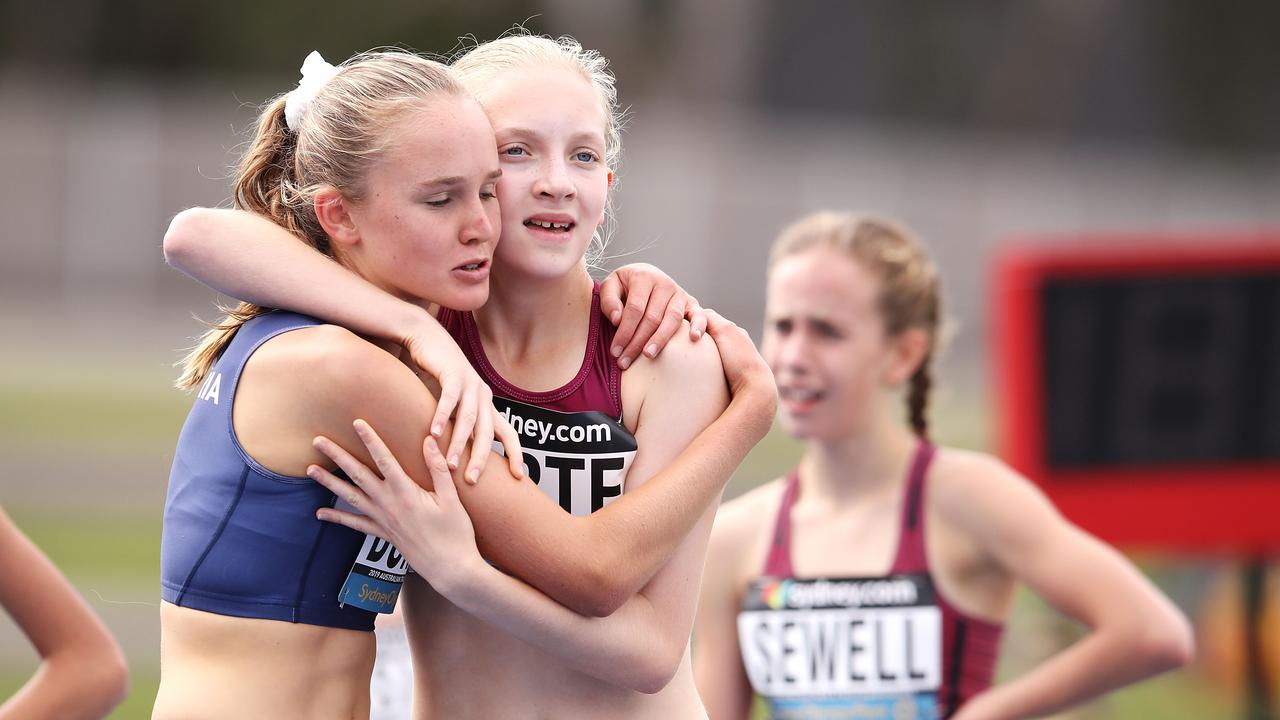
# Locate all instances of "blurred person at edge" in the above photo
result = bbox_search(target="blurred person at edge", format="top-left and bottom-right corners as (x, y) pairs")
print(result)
(158, 37), (775, 720)
(0, 505), (128, 719)
(693, 212), (1194, 720)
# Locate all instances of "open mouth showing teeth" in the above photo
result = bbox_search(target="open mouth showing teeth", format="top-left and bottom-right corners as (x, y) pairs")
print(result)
(525, 219), (575, 232)
(457, 260), (487, 271)
(780, 388), (823, 402)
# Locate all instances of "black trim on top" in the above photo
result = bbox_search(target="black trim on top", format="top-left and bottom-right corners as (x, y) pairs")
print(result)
(944, 618), (968, 717)
(177, 466), (250, 604)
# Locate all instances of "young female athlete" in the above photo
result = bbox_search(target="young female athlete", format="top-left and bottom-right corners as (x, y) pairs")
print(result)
(158, 42), (775, 720)
(693, 212), (1195, 720)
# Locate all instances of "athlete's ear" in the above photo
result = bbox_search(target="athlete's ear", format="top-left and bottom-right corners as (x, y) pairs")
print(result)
(315, 186), (361, 247)
(883, 328), (930, 387)
(596, 170), (614, 228)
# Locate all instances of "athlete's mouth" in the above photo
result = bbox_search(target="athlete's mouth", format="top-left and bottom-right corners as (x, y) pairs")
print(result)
(524, 217), (576, 233)
(454, 259), (489, 272)
(779, 387), (825, 403)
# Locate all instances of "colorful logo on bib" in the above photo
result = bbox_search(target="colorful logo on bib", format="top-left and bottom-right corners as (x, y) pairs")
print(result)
(760, 579), (789, 610)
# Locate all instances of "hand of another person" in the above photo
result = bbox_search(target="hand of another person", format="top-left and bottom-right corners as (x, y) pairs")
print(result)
(310, 420), (486, 594)
(401, 321), (524, 483)
(701, 309), (775, 399)
(600, 263), (708, 369)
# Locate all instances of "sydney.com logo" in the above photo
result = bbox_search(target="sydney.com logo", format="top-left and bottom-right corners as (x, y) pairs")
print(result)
(758, 578), (919, 609)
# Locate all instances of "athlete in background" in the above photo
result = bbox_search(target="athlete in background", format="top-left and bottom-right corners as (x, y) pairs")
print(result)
(694, 211), (1194, 719)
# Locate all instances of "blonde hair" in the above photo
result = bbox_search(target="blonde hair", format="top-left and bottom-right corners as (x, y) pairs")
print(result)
(769, 211), (942, 439)
(177, 50), (463, 389)
(452, 31), (624, 270)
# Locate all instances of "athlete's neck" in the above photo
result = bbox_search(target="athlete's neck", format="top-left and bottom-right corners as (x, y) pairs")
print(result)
(800, 413), (918, 506)
(474, 265), (595, 372)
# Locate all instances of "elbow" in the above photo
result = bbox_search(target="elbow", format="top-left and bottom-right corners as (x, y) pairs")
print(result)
(1140, 610), (1195, 674)
(573, 570), (630, 618)
(162, 207), (211, 270)
(627, 641), (685, 695)
(52, 639), (130, 715)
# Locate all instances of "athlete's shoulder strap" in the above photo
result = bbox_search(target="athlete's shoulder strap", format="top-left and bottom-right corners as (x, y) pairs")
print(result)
(763, 470), (801, 577)
(892, 440), (937, 572)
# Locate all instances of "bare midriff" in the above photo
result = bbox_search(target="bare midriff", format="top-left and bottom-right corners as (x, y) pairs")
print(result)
(401, 576), (708, 720)
(154, 601), (376, 720)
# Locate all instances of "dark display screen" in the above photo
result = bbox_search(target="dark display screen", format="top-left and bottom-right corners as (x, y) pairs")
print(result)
(1041, 272), (1280, 468)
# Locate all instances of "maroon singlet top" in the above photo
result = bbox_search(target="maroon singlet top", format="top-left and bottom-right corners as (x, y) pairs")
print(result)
(436, 285), (637, 516)
(739, 441), (1003, 719)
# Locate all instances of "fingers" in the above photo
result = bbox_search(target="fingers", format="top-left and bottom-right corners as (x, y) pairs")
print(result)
(431, 371), (460, 439)
(599, 271), (625, 326)
(307, 462), (372, 509)
(422, 436), (459, 503)
(445, 381), (479, 471)
(312, 434), (387, 503)
(314, 506), (388, 537)
(463, 387), (494, 484)
(617, 284), (677, 369)
(351, 419), (413, 491)
(685, 295), (707, 340)
(493, 410), (526, 480)
(643, 289), (688, 359)
(611, 276), (654, 368)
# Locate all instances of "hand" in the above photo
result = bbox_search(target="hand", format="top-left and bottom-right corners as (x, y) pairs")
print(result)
(401, 318), (524, 483)
(702, 309), (775, 400)
(310, 420), (485, 594)
(600, 263), (708, 370)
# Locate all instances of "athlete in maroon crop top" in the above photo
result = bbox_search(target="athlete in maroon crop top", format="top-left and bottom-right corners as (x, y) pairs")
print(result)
(695, 212), (1192, 719)
(437, 285), (638, 516)
(742, 442), (1002, 717)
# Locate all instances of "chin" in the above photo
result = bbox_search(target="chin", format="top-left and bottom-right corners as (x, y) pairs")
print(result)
(436, 285), (490, 312)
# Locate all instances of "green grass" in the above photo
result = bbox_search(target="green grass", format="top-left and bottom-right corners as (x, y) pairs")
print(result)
(8, 511), (161, 583)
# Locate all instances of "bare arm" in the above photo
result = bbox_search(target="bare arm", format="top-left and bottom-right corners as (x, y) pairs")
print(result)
(0, 506), (128, 720)
(945, 456), (1194, 720)
(693, 501), (758, 719)
(164, 208), (523, 483)
(165, 208), (706, 475)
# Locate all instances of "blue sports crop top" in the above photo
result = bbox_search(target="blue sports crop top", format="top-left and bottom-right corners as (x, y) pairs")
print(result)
(160, 311), (376, 632)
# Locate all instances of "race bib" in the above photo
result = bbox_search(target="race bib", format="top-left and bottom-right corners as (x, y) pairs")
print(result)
(494, 397), (637, 517)
(337, 532), (408, 614)
(738, 574), (942, 720)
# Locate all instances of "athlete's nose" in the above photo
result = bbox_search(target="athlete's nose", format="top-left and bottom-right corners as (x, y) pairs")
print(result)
(460, 196), (496, 245)
(533, 156), (575, 200)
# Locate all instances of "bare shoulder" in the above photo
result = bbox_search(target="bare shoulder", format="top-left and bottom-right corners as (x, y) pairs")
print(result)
(247, 323), (414, 401)
(630, 321), (725, 387)
(929, 446), (1063, 543)
(711, 477), (788, 551)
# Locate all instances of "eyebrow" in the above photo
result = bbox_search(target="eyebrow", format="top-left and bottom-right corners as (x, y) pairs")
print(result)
(499, 126), (605, 146)
(417, 169), (502, 189)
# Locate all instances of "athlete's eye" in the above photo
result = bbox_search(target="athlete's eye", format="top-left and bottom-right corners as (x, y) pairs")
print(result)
(480, 184), (497, 201)
(502, 146), (527, 157)
(426, 195), (450, 207)
(574, 151), (598, 163)
(773, 319), (793, 335)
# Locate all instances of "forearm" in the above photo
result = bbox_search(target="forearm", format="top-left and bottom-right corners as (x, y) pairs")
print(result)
(584, 385), (774, 605)
(444, 561), (680, 693)
(0, 652), (127, 720)
(164, 207), (430, 345)
(956, 619), (1189, 719)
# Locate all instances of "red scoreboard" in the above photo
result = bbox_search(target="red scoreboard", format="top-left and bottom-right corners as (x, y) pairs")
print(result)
(992, 233), (1280, 553)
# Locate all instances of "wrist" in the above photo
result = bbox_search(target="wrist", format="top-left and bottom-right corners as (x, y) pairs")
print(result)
(428, 554), (491, 608)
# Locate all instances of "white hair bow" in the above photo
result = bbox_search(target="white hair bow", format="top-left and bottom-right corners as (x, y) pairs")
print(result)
(284, 51), (340, 132)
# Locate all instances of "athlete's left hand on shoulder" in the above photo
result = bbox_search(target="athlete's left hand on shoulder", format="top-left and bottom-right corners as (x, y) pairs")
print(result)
(600, 263), (707, 370)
